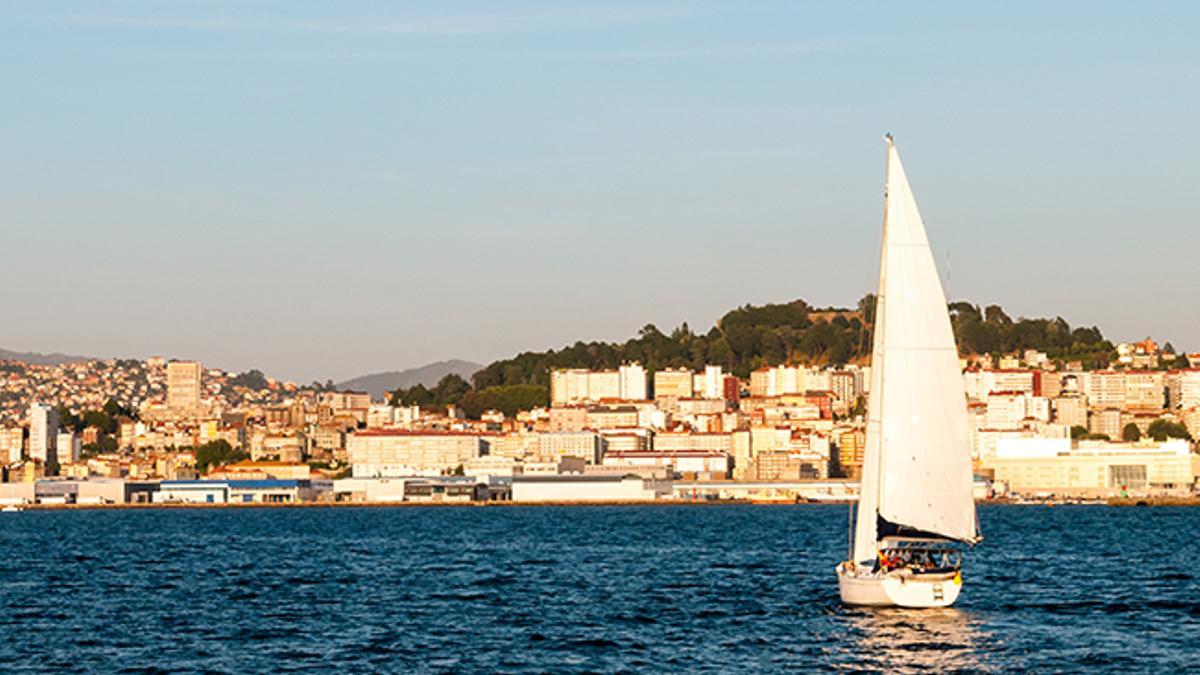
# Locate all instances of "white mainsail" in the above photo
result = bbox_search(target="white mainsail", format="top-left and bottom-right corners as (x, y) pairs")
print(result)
(852, 136), (977, 565)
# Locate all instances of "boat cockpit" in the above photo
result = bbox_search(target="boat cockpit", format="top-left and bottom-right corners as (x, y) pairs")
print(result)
(877, 537), (963, 575)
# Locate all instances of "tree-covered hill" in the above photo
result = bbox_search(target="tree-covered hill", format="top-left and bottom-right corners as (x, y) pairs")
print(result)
(471, 298), (865, 390)
(391, 296), (1133, 415)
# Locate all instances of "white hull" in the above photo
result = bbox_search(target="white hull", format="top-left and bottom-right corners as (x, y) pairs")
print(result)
(836, 563), (963, 608)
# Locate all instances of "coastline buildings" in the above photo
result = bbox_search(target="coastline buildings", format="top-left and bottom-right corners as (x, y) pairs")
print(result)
(985, 438), (1199, 497)
(512, 474), (673, 502)
(0, 343), (1198, 501)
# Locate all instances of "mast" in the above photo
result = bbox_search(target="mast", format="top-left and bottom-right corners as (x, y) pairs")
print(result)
(850, 134), (893, 564)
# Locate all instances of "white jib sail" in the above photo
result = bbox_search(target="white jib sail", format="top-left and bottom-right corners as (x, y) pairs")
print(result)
(853, 136), (977, 565)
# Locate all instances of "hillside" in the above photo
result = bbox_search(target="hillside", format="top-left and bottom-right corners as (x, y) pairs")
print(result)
(336, 359), (482, 400)
(356, 297), (1177, 418)
(459, 296), (1123, 394)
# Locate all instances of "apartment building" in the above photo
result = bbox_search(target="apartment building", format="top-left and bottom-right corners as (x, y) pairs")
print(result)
(1084, 371), (1126, 408)
(348, 430), (486, 477)
(1124, 371), (1165, 409)
(653, 369), (694, 401)
(548, 406), (587, 432)
(55, 431), (81, 465)
(1052, 395), (1088, 429)
(28, 403), (58, 464)
(962, 369), (1037, 400)
(618, 363), (648, 400)
(538, 432), (605, 464)
(0, 426), (23, 464)
(166, 361), (202, 410)
(550, 368), (639, 405)
(652, 431), (734, 454)
(986, 392), (1030, 430)
(489, 432), (542, 462)
(1089, 408), (1123, 440)
(586, 405), (640, 429)
(1176, 370), (1200, 409)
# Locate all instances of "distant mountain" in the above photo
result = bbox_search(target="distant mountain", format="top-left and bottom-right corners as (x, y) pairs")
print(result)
(336, 359), (483, 400)
(0, 348), (94, 366)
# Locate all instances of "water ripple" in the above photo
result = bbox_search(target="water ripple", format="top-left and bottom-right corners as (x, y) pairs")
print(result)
(0, 504), (1197, 672)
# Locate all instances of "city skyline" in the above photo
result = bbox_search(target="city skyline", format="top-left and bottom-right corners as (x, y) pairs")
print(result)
(3, 2), (1199, 382)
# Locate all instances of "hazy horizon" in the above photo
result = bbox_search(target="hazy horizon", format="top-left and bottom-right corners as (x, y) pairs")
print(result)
(4, 2), (1198, 382)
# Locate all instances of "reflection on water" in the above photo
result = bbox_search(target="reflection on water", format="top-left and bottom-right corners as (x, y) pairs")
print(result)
(835, 606), (993, 673)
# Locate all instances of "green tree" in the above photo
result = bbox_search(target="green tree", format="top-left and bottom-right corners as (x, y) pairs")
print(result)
(459, 384), (549, 418)
(432, 374), (471, 404)
(390, 383), (434, 407)
(1121, 423), (1141, 442)
(194, 440), (248, 474)
(102, 398), (137, 420)
(984, 305), (1012, 325)
(56, 405), (81, 432)
(230, 370), (270, 390)
(1146, 419), (1192, 442)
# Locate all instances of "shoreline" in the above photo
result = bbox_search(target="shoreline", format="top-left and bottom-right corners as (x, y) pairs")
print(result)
(7, 497), (1200, 511)
(1106, 497), (1200, 507)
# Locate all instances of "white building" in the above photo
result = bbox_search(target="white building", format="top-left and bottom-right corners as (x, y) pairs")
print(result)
(696, 365), (724, 400)
(619, 363), (648, 400)
(347, 430), (485, 477)
(511, 474), (672, 502)
(986, 438), (1199, 497)
(963, 369), (1037, 400)
(366, 404), (419, 429)
(603, 451), (730, 476)
(538, 432), (605, 464)
(550, 368), (625, 405)
(56, 431), (81, 465)
(1124, 371), (1165, 409)
(1084, 371), (1127, 408)
(985, 393), (1028, 430)
(166, 360), (202, 410)
(28, 403), (58, 464)
(0, 427), (23, 464)
(1052, 395), (1089, 429)
(1177, 370), (1200, 409)
(653, 368), (694, 400)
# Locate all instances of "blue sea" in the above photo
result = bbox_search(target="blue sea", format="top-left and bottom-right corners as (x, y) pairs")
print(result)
(0, 504), (1195, 672)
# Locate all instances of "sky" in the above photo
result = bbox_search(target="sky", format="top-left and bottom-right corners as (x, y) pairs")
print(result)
(2, 1), (1198, 383)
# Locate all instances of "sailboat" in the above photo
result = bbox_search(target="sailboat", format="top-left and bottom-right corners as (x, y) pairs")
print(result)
(836, 135), (981, 608)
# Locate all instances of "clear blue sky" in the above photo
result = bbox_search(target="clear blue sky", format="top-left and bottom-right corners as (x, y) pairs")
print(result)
(3, 2), (1198, 383)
